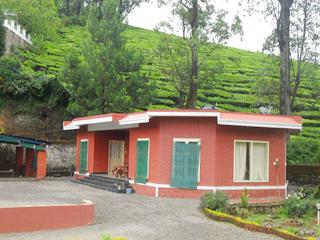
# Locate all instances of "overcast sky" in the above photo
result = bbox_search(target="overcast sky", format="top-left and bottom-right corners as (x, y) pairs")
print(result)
(128, 1), (274, 52)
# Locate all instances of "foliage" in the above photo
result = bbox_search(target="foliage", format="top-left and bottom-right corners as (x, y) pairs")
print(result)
(287, 137), (320, 165)
(240, 189), (249, 208)
(62, 15), (87, 26)
(298, 186), (320, 200)
(55, 0), (145, 20)
(241, 0), (320, 115)
(0, 56), (68, 112)
(0, 0), (61, 42)
(235, 207), (250, 218)
(200, 191), (229, 212)
(64, 0), (153, 116)
(0, 10), (5, 56)
(284, 196), (310, 218)
(156, 0), (242, 108)
(0, 57), (45, 97)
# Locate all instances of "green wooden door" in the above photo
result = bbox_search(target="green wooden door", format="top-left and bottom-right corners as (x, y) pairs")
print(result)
(80, 141), (88, 173)
(171, 141), (200, 189)
(136, 140), (149, 183)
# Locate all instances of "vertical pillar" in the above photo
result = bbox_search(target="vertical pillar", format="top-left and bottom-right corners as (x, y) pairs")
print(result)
(36, 151), (46, 180)
(15, 147), (24, 176)
(25, 149), (34, 177)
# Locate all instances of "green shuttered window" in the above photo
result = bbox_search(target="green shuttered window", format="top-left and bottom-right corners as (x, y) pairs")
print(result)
(171, 140), (200, 189)
(80, 140), (88, 173)
(136, 140), (149, 183)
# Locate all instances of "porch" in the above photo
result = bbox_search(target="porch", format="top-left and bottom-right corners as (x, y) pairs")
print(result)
(76, 128), (131, 179)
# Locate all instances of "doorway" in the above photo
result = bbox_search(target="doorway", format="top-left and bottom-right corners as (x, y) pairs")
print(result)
(108, 140), (125, 176)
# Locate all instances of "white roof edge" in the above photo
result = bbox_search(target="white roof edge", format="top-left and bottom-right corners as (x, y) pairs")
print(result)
(63, 124), (80, 130)
(71, 116), (113, 126)
(148, 111), (220, 117)
(218, 119), (302, 130)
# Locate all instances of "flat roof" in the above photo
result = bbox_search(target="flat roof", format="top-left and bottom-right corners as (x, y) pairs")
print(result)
(63, 109), (303, 132)
(0, 134), (48, 151)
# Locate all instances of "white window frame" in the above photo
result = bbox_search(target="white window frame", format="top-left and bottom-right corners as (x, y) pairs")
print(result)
(233, 140), (269, 183)
(137, 138), (150, 179)
(173, 138), (201, 182)
(80, 139), (89, 172)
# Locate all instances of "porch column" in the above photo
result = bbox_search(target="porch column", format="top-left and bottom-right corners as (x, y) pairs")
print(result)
(36, 151), (46, 180)
(15, 147), (24, 176)
(25, 149), (34, 177)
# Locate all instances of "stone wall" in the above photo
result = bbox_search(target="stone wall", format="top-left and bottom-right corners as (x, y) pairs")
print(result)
(4, 28), (29, 54)
(46, 143), (76, 174)
(3, 19), (32, 55)
(0, 144), (15, 170)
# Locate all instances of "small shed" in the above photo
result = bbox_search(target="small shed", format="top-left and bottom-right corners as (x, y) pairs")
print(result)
(0, 134), (48, 179)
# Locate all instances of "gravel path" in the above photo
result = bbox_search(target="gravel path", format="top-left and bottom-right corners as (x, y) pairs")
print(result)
(0, 178), (281, 240)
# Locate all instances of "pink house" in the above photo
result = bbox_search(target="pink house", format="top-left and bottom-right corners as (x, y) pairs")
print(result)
(63, 110), (302, 200)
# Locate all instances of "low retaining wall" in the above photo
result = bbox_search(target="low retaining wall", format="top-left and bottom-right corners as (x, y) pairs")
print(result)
(203, 208), (311, 240)
(227, 201), (284, 215)
(0, 200), (94, 233)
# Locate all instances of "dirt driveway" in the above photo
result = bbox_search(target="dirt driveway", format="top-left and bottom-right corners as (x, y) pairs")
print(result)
(0, 178), (280, 240)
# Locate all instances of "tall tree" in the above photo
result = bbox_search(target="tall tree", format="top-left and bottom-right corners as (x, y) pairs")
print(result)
(64, 0), (153, 116)
(243, 0), (320, 114)
(55, 0), (146, 18)
(157, 0), (242, 108)
(0, 9), (5, 56)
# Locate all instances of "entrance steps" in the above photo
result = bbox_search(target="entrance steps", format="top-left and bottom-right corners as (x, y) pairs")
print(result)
(72, 174), (135, 193)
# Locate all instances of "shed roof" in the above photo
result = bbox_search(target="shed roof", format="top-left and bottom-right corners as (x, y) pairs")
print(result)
(0, 134), (48, 151)
(63, 109), (303, 132)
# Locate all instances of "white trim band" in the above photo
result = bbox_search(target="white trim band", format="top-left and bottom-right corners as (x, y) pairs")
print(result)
(132, 182), (288, 191)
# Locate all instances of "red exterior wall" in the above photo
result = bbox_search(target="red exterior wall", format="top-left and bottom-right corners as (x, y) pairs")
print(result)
(0, 201), (94, 233)
(15, 147), (24, 174)
(36, 151), (46, 180)
(215, 125), (286, 187)
(75, 116), (287, 200)
(158, 117), (216, 186)
(76, 127), (95, 173)
(128, 119), (160, 182)
(76, 127), (129, 174)
(25, 149), (34, 177)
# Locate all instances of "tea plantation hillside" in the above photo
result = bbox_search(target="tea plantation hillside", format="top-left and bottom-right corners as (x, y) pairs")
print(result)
(15, 25), (320, 160)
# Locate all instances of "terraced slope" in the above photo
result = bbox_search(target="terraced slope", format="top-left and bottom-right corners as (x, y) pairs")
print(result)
(17, 25), (320, 142)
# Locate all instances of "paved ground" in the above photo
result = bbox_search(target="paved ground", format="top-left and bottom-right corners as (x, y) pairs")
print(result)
(0, 178), (281, 240)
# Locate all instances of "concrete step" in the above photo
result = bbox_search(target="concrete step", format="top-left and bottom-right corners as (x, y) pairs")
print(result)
(89, 174), (130, 184)
(72, 175), (135, 194)
(78, 180), (124, 193)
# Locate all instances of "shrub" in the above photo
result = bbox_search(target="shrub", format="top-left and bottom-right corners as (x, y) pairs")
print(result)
(62, 15), (87, 26)
(200, 191), (229, 212)
(240, 189), (249, 208)
(284, 196), (309, 218)
(287, 137), (320, 166)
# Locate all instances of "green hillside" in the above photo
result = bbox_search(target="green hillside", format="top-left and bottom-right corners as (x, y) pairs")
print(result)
(14, 25), (320, 152)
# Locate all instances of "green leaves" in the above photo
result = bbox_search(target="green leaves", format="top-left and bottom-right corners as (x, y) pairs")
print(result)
(0, 10), (5, 56)
(64, 0), (153, 116)
(0, 0), (61, 42)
